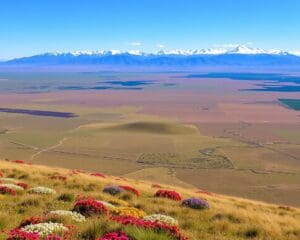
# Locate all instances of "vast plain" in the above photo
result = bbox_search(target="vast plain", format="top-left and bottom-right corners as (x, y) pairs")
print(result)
(0, 72), (299, 206)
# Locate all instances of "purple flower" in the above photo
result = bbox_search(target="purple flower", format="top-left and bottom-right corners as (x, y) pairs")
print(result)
(182, 197), (209, 209)
(103, 185), (124, 195)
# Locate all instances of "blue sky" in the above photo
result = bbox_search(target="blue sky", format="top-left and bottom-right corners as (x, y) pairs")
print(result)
(0, 0), (299, 59)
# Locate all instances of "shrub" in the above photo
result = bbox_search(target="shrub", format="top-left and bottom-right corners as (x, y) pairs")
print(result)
(97, 231), (130, 240)
(181, 198), (209, 210)
(90, 172), (106, 178)
(20, 222), (69, 238)
(0, 186), (16, 196)
(28, 186), (56, 195)
(57, 193), (74, 202)
(112, 207), (146, 218)
(17, 182), (29, 189)
(0, 183), (24, 191)
(7, 228), (39, 240)
(119, 185), (140, 196)
(19, 216), (46, 228)
(108, 198), (129, 206)
(155, 190), (182, 201)
(73, 199), (107, 217)
(20, 198), (40, 207)
(49, 210), (86, 223)
(50, 175), (67, 181)
(144, 214), (178, 226)
(110, 216), (188, 240)
(103, 186), (124, 196)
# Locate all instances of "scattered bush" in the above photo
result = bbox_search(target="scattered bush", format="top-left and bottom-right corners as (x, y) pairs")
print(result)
(155, 190), (182, 201)
(73, 199), (108, 217)
(97, 231), (130, 240)
(181, 198), (209, 210)
(49, 210), (86, 223)
(119, 185), (140, 196)
(0, 186), (16, 196)
(103, 186), (124, 196)
(144, 214), (178, 226)
(112, 207), (146, 218)
(28, 186), (56, 195)
(57, 193), (74, 202)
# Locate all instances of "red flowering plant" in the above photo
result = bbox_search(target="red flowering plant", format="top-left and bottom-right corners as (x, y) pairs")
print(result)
(11, 160), (26, 164)
(119, 185), (140, 196)
(73, 199), (108, 217)
(0, 170), (4, 177)
(17, 182), (29, 190)
(50, 175), (67, 181)
(97, 231), (130, 240)
(110, 216), (188, 240)
(18, 216), (47, 228)
(0, 186), (16, 196)
(154, 190), (182, 201)
(45, 235), (62, 240)
(7, 228), (39, 240)
(90, 172), (106, 178)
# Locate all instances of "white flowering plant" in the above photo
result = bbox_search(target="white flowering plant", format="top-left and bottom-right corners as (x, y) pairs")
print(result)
(21, 222), (68, 237)
(144, 214), (178, 226)
(0, 183), (24, 191)
(49, 210), (86, 223)
(28, 186), (56, 195)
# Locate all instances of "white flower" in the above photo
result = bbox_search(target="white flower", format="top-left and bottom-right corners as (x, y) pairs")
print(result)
(28, 186), (56, 194)
(0, 183), (24, 191)
(21, 222), (68, 237)
(0, 177), (17, 183)
(49, 210), (86, 222)
(144, 214), (178, 225)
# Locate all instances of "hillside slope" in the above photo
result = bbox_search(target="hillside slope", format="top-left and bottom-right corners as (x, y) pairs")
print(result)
(0, 160), (299, 240)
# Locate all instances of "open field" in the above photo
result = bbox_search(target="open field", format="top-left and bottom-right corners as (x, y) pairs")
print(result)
(0, 72), (299, 207)
(0, 160), (299, 240)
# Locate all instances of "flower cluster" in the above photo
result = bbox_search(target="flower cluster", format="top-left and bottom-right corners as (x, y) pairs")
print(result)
(119, 185), (140, 196)
(7, 228), (39, 240)
(0, 183), (24, 191)
(11, 159), (26, 164)
(73, 199), (107, 217)
(49, 210), (86, 223)
(108, 198), (129, 206)
(112, 207), (146, 218)
(144, 214), (178, 226)
(110, 216), (188, 240)
(17, 182), (29, 189)
(0, 177), (17, 183)
(181, 197), (209, 210)
(155, 190), (182, 201)
(90, 172), (105, 178)
(50, 175), (67, 181)
(19, 216), (46, 228)
(28, 186), (56, 195)
(97, 231), (130, 240)
(103, 186), (124, 196)
(0, 185), (16, 196)
(21, 222), (68, 237)
(45, 235), (62, 240)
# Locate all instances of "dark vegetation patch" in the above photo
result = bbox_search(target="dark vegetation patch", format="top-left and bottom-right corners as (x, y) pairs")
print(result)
(278, 98), (300, 110)
(0, 108), (78, 118)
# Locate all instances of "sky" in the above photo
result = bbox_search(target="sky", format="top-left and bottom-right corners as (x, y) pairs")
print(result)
(0, 0), (300, 59)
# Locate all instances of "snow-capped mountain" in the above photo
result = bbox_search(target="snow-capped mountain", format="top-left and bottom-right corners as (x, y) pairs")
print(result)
(1, 45), (300, 69)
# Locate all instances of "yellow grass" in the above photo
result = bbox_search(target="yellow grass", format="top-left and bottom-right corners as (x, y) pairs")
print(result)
(0, 160), (299, 240)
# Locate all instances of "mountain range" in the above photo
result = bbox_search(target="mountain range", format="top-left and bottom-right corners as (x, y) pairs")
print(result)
(1, 46), (300, 70)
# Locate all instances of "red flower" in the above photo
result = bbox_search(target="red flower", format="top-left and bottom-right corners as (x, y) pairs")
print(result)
(50, 175), (67, 181)
(0, 186), (16, 196)
(19, 216), (46, 228)
(7, 228), (39, 240)
(119, 185), (140, 196)
(11, 160), (26, 164)
(90, 173), (106, 178)
(110, 216), (188, 240)
(97, 231), (130, 240)
(155, 190), (182, 201)
(73, 199), (107, 217)
(45, 235), (62, 240)
(17, 182), (28, 189)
